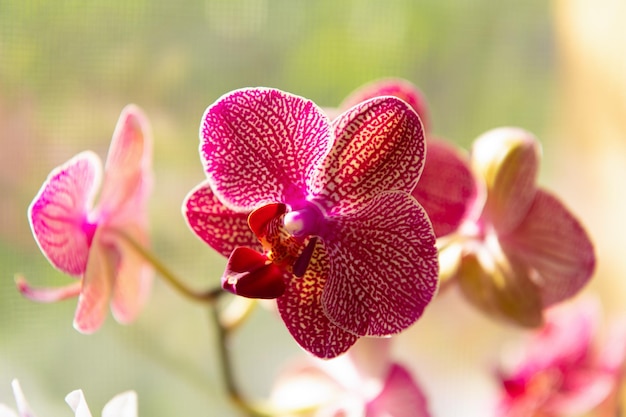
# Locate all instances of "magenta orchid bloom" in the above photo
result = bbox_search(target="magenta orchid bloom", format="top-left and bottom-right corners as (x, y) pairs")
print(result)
(270, 338), (431, 417)
(183, 87), (439, 358)
(335, 78), (479, 238)
(439, 127), (595, 326)
(0, 380), (137, 417)
(19, 105), (153, 333)
(495, 298), (626, 417)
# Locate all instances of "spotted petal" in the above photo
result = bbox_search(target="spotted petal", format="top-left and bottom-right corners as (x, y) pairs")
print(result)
(500, 190), (596, 307)
(339, 77), (432, 133)
(200, 88), (332, 211)
(97, 104), (153, 226)
(311, 97), (425, 215)
(321, 191), (438, 336)
(276, 239), (358, 358)
(183, 181), (261, 257)
(28, 151), (102, 276)
(413, 139), (479, 237)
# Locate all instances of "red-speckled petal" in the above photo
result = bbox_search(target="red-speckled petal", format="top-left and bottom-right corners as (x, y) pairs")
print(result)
(200, 88), (332, 211)
(277, 239), (359, 359)
(183, 181), (261, 258)
(339, 78), (432, 133)
(310, 97), (425, 215)
(500, 189), (596, 307)
(98, 105), (153, 225)
(73, 230), (114, 333)
(28, 151), (102, 276)
(414, 139), (479, 237)
(321, 191), (438, 337)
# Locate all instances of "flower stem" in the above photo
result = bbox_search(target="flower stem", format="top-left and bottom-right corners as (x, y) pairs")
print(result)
(209, 304), (275, 417)
(111, 228), (222, 303)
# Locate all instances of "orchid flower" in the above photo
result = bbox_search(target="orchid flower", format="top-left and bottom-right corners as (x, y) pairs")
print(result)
(183, 87), (439, 358)
(0, 379), (137, 417)
(495, 298), (626, 417)
(437, 127), (596, 326)
(270, 338), (431, 417)
(334, 78), (479, 238)
(19, 105), (153, 333)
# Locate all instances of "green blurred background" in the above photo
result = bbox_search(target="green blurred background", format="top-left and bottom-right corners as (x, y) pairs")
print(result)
(1, 1), (561, 415)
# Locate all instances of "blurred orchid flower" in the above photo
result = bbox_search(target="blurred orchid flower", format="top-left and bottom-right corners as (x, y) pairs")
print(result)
(333, 78), (479, 238)
(495, 298), (626, 417)
(439, 127), (595, 326)
(19, 105), (153, 333)
(0, 379), (137, 417)
(183, 87), (439, 358)
(270, 338), (431, 417)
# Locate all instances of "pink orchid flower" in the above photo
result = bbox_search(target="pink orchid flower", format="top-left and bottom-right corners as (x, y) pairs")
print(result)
(0, 379), (137, 417)
(183, 88), (439, 358)
(18, 105), (153, 333)
(335, 78), (479, 238)
(438, 127), (595, 326)
(495, 298), (626, 417)
(270, 338), (431, 417)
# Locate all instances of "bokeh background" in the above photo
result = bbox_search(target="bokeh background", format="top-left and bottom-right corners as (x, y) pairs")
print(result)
(1, 1), (625, 416)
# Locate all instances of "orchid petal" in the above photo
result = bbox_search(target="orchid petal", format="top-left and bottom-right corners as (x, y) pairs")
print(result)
(73, 231), (114, 333)
(500, 190), (596, 306)
(471, 127), (540, 233)
(97, 105), (152, 224)
(182, 181), (261, 257)
(15, 274), (82, 302)
(200, 88), (332, 210)
(457, 251), (543, 327)
(276, 239), (358, 358)
(28, 151), (102, 276)
(366, 364), (431, 417)
(102, 391), (137, 417)
(413, 139), (479, 237)
(10, 380), (36, 417)
(522, 297), (599, 371)
(104, 226), (152, 324)
(311, 97), (425, 215)
(321, 191), (438, 336)
(65, 390), (93, 417)
(339, 78), (431, 133)
(222, 247), (286, 299)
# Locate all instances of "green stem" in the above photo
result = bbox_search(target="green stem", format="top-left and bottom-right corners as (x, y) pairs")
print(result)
(111, 228), (222, 303)
(209, 304), (275, 417)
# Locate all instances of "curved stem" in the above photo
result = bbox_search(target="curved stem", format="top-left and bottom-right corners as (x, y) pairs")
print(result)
(209, 304), (275, 417)
(111, 227), (222, 303)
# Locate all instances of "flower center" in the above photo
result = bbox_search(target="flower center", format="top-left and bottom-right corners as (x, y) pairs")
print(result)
(221, 202), (324, 299)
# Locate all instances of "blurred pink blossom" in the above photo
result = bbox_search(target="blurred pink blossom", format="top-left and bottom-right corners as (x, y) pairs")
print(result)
(271, 338), (431, 417)
(18, 105), (153, 333)
(495, 298), (626, 417)
(439, 127), (595, 326)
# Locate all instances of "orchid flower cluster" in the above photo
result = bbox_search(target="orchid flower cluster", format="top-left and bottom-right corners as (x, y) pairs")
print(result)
(4, 78), (622, 417)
